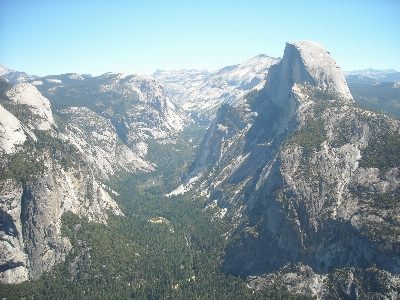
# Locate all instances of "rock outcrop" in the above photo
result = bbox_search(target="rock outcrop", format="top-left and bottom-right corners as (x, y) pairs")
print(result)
(265, 41), (352, 108)
(0, 180), (28, 284)
(178, 41), (400, 299)
(0, 158), (124, 282)
(60, 106), (154, 180)
(0, 104), (27, 154)
(34, 72), (189, 145)
(20, 158), (123, 280)
(6, 83), (55, 130)
(0, 83), (127, 283)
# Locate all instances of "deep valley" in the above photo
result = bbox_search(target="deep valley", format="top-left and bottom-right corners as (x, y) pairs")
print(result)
(1, 41), (400, 299)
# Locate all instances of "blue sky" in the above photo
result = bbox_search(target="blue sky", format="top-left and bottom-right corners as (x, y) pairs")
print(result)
(1, 0), (399, 76)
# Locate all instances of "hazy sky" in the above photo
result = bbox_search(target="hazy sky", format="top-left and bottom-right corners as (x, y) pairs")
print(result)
(1, 0), (399, 76)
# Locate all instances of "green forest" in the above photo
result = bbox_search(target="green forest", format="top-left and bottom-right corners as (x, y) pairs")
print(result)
(349, 82), (400, 119)
(2, 75), (400, 299)
(0, 167), (311, 299)
(0, 115), (311, 299)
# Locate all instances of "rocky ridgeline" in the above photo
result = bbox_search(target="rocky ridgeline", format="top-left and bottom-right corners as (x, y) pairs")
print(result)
(0, 82), (129, 283)
(0, 64), (38, 85)
(0, 69), (192, 284)
(154, 54), (280, 117)
(177, 41), (400, 299)
(34, 72), (189, 145)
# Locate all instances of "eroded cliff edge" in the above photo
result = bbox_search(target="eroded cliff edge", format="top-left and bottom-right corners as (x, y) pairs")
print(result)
(178, 41), (400, 299)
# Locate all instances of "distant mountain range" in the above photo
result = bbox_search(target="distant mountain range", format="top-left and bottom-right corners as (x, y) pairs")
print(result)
(153, 54), (280, 117)
(0, 64), (39, 85)
(2, 62), (399, 120)
(344, 68), (400, 84)
(343, 68), (398, 76)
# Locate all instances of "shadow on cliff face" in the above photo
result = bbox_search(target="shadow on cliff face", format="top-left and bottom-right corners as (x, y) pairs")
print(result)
(221, 166), (400, 278)
(0, 210), (23, 274)
(221, 207), (399, 278)
(0, 210), (20, 239)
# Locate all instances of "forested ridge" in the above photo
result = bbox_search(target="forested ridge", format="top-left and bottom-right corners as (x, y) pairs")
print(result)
(0, 173), (311, 299)
(349, 82), (400, 119)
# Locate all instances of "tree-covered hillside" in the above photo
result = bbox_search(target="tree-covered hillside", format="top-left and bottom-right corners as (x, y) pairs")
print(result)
(349, 82), (400, 119)
(0, 93), (311, 298)
(0, 128), (312, 299)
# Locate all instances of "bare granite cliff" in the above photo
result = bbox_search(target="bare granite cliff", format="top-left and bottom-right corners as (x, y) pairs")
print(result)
(33, 72), (189, 145)
(0, 81), (125, 283)
(266, 41), (352, 108)
(177, 41), (400, 299)
(59, 106), (154, 180)
(0, 71), (194, 284)
(6, 83), (55, 130)
(0, 104), (27, 154)
(20, 158), (123, 281)
(0, 180), (28, 283)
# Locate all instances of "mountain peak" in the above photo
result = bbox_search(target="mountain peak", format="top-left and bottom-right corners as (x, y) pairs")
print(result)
(0, 64), (11, 76)
(266, 40), (353, 107)
(291, 40), (353, 99)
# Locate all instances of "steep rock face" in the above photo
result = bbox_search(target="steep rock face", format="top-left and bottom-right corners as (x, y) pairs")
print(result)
(0, 158), (124, 282)
(265, 41), (352, 108)
(185, 104), (248, 180)
(99, 73), (188, 142)
(60, 106), (154, 180)
(240, 88), (400, 278)
(21, 158), (123, 280)
(180, 41), (400, 298)
(0, 180), (28, 284)
(6, 83), (55, 130)
(0, 84), (128, 283)
(0, 104), (27, 154)
(34, 72), (188, 145)
(154, 54), (279, 116)
(168, 103), (250, 197)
